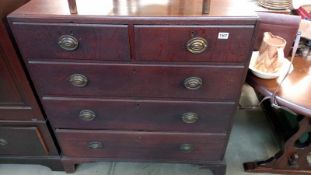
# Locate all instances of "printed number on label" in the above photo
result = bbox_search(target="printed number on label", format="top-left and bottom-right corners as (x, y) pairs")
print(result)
(218, 32), (229, 39)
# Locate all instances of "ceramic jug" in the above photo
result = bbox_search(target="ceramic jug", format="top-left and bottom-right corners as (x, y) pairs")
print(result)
(255, 32), (287, 73)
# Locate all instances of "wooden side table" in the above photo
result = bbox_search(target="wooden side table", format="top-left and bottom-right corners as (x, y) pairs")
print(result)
(244, 56), (311, 174)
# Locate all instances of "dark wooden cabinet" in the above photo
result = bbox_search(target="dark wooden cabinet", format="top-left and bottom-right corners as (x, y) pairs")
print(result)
(0, 22), (43, 121)
(0, 125), (52, 156)
(0, 0), (44, 121)
(0, 54), (23, 105)
(0, 0), (62, 171)
(8, 0), (258, 174)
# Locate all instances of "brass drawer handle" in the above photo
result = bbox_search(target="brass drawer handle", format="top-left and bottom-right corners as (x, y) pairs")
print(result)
(58, 35), (79, 51)
(69, 74), (88, 87)
(186, 37), (208, 54)
(79, 110), (96, 121)
(0, 138), (8, 146)
(180, 143), (193, 153)
(88, 141), (104, 150)
(184, 77), (202, 90)
(182, 112), (199, 124)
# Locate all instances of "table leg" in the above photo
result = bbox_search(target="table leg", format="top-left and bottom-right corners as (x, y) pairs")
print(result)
(244, 117), (311, 174)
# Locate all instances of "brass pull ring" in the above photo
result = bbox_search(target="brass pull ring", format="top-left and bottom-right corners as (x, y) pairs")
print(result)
(88, 141), (104, 150)
(182, 112), (199, 124)
(186, 37), (208, 54)
(79, 110), (96, 121)
(69, 74), (88, 87)
(58, 35), (79, 51)
(180, 143), (194, 153)
(184, 77), (202, 90)
(0, 139), (8, 146)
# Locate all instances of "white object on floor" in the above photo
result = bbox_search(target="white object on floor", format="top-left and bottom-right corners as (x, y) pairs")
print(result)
(249, 51), (293, 79)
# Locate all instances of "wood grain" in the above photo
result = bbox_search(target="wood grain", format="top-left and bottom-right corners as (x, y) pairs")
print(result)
(0, 0), (44, 121)
(247, 57), (311, 116)
(11, 22), (130, 61)
(134, 25), (255, 62)
(43, 97), (235, 133)
(28, 61), (245, 101)
(56, 129), (226, 161)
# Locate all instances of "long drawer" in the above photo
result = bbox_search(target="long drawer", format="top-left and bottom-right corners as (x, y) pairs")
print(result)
(11, 22), (130, 61)
(43, 97), (235, 133)
(28, 61), (244, 101)
(56, 129), (226, 162)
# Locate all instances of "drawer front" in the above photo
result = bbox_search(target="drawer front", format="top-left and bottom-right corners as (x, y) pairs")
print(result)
(134, 25), (254, 62)
(0, 127), (49, 156)
(43, 98), (235, 133)
(29, 62), (244, 101)
(11, 23), (130, 61)
(56, 129), (226, 161)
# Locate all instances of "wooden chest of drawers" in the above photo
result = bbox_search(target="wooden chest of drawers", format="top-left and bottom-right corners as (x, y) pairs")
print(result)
(8, 0), (258, 174)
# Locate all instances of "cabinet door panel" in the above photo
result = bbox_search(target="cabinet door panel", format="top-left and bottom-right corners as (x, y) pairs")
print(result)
(0, 23), (44, 121)
(0, 126), (49, 156)
(0, 53), (22, 104)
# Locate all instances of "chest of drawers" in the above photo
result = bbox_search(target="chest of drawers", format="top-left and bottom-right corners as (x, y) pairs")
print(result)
(8, 0), (258, 174)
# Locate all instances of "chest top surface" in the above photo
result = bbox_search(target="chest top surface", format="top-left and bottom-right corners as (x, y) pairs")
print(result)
(8, 0), (258, 22)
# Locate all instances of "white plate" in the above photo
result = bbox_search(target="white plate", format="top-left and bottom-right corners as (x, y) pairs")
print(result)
(249, 51), (293, 79)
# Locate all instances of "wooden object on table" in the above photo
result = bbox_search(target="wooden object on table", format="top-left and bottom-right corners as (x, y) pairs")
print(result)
(67, 0), (77, 14)
(8, 0), (258, 174)
(202, 0), (211, 14)
(0, 0), (62, 171)
(244, 57), (311, 175)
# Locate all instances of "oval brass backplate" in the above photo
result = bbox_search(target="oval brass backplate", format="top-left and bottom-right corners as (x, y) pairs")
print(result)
(79, 110), (96, 121)
(182, 112), (199, 124)
(88, 141), (104, 150)
(69, 74), (88, 87)
(58, 35), (79, 51)
(180, 143), (194, 153)
(184, 77), (203, 90)
(186, 37), (208, 54)
(0, 139), (8, 146)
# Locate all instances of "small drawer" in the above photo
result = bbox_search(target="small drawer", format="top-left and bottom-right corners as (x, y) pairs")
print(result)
(29, 61), (244, 101)
(11, 22), (130, 61)
(43, 97), (236, 133)
(56, 129), (226, 162)
(0, 126), (49, 156)
(134, 25), (254, 62)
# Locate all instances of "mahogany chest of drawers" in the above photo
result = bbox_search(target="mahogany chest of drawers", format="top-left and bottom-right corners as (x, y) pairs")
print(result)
(8, 0), (258, 174)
